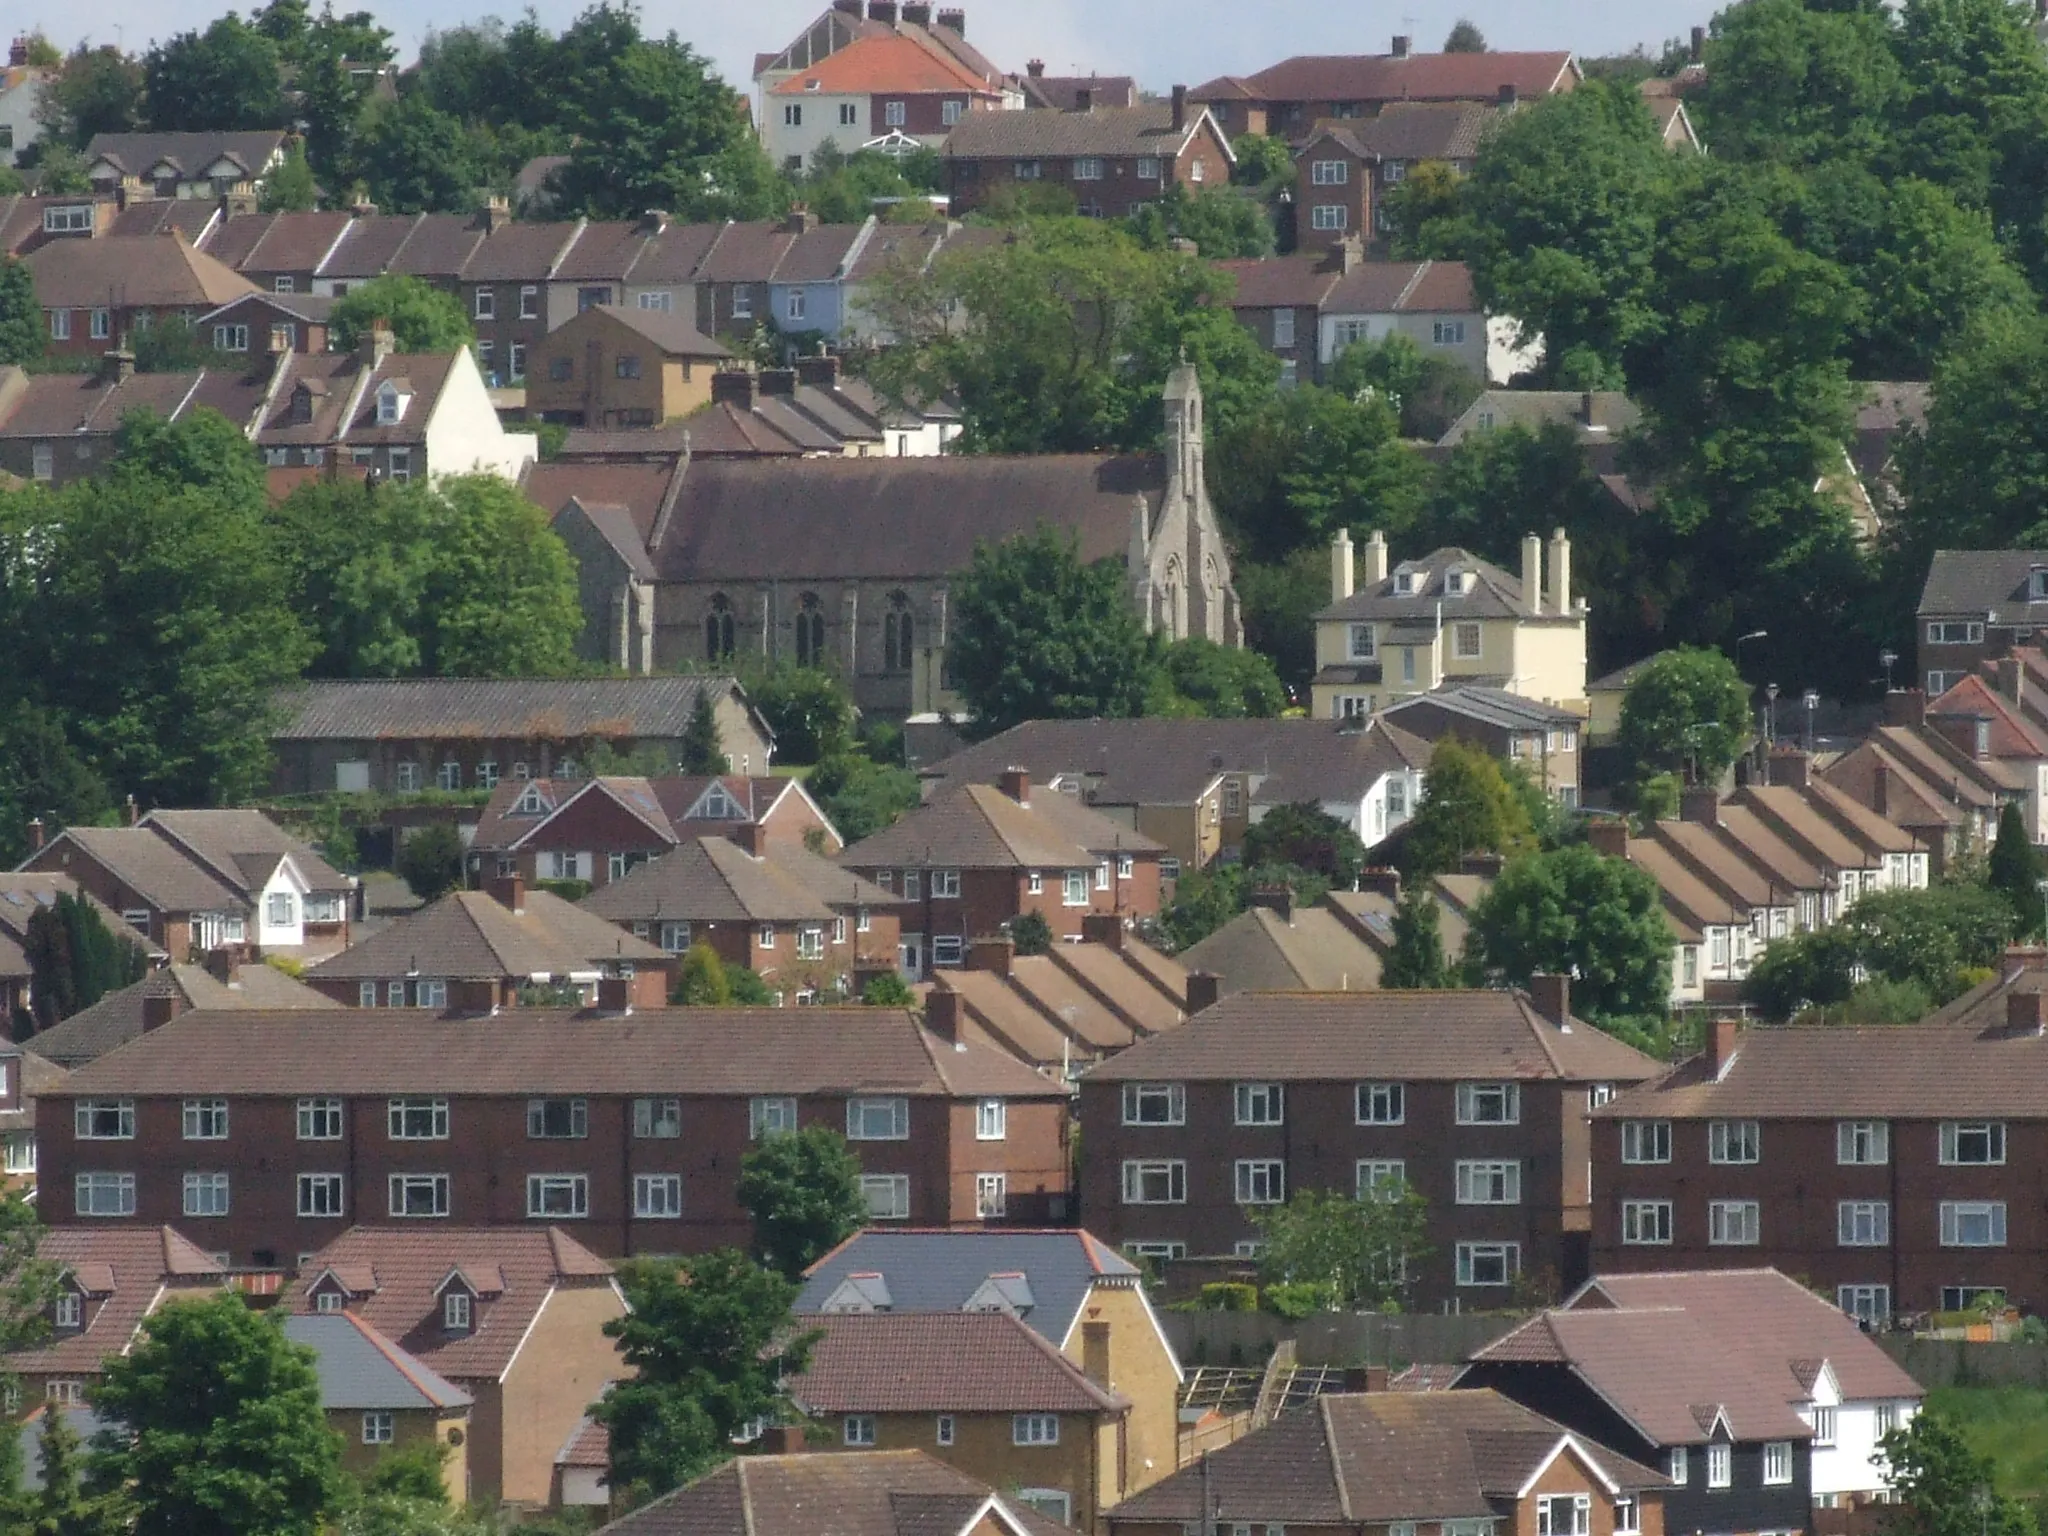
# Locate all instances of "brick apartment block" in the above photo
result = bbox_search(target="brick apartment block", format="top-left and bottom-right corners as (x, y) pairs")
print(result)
(38, 1005), (1070, 1268)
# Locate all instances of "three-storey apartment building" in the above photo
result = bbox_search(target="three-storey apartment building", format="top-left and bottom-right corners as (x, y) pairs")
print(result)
(38, 1005), (1069, 1269)
(1592, 980), (2048, 1322)
(1078, 984), (1659, 1306)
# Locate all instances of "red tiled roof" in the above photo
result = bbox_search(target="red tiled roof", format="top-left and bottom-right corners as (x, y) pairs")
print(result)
(771, 31), (996, 95)
(789, 1312), (1127, 1414)
(9, 1227), (225, 1376)
(1192, 51), (1577, 107)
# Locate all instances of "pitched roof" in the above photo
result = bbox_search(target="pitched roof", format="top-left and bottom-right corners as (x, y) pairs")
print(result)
(1926, 673), (2048, 759)
(1383, 684), (1582, 732)
(26, 963), (341, 1068)
(140, 808), (350, 896)
(1191, 51), (1577, 107)
(1569, 1269), (1923, 1404)
(42, 825), (245, 914)
(469, 775), (837, 855)
(1440, 390), (1641, 447)
(0, 874), (166, 963)
(304, 888), (665, 981)
(281, 1313), (473, 1411)
(282, 1226), (614, 1382)
(1081, 988), (1660, 1084)
(790, 1312), (1127, 1414)
(0, 365), (268, 442)
(1309, 100), (1497, 161)
(23, 232), (257, 310)
(583, 305), (731, 359)
(600, 1450), (1058, 1536)
(838, 782), (1157, 872)
(1918, 550), (2048, 617)
(1324, 257), (1476, 316)
(1106, 1389), (1664, 1525)
(797, 1230), (1141, 1349)
(1178, 884), (1477, 997)
(934, 939), (1188, 1063)
(1021, 75), (1140, 110)
(1318, 545), (1542, 623)
(1213, 254), (1344, 311)
(943, 100), (1224, 161)
(8, 1227), (225, 1376)
(582, 836), (887, 923)
(53, 1005), (1067, 1099)
(199, 209), (354, 276)
(273, 676), (749, 741)
(771, 31), (996, 95)
(85, 130), (286, 180)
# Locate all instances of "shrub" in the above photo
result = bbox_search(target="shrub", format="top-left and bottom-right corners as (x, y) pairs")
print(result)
(1198, 1282), (1259, 1312)
(1263, 1281), (1338, 1319)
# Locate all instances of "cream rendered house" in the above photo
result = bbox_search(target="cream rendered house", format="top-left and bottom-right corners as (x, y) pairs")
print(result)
(1311, 527), (1588, 720)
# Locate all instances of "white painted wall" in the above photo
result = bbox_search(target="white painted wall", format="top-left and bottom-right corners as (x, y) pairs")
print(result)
(423, 347), (538, 480)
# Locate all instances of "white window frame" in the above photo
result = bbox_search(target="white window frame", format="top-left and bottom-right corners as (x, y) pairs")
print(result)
(1122, 1083), (1185, 1126)
(931, 868), (961, 898)
(1356, 1082), (1404, 1124)
(976, 1099), (1007, 1140)
(1707, 1442), (1731, 1490)
(1838, 1200), (1890, 1246)
(297, 1098), (344, 1140)
(1621, 1200), (1673, 1245)
(182, 1099), (229, 1141)
(1838, 1120), (1889, 1165)
(363, 1411), (395, 1445)
(1537, 1494), (1591, 1536)
(1233, 1159), (1286, 1205)
(1940, 1200), (2007, 1247)
(976, 1171), (1007, 1218)
(1455, 1242), (1518, 1287)
(388, 1173), (451, 1218)
(525, 1172), (590, 1219)
(76, 1100), (135, 1140)
(1121, 1159), (1187, 1205)
(936, 1414), (955, 1445)
(1455, 1082), (1519, 1125)
(1764, 1441), (1793, 1486)
(1063, 869), (1089, 905)
(1356, 1159), (1405, 1199)
(844, 1414), (877, 1445)
(444, 1292), (471, 1330)
(634, 1173), (683, 1218)
(1708, 1199), (1760, 1246)
(1455, 1160), (1521, 1205)
(297, 1173), (344, 1217)
(750, 1096), (798, 1138)
(1013, 1413), (1059, 1446)
(1234, 1083), (1284, 1126)
(1452, 621), (1482, 659)
(388, 1098), (449, 1140)
(1941, 1121), (2005, 1165)
(847, 1096), (910, 1141)
(634, 1098), (682, 1138)
(1621, 1121), (1670, 1164)
(1310, 159), (1348, 185)
(1310, 204), (1347, 231)
(181, 1172), (230, 1217)
(1839, 1284), (1891, 1325)
(861, 1173), (911, 1220)
(1708, 1119), (1761, 1164)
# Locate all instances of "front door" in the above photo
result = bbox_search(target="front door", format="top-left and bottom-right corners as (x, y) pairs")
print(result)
(898, 934), (924, 980)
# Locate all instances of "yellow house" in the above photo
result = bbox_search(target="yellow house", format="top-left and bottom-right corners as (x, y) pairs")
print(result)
(283, 1313), (472, 1501)
(1311, 527), (1589, 721)
(525, 304), (731, 428)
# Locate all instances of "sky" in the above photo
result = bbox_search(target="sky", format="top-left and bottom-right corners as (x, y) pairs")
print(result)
(32, 0), (1711, 94)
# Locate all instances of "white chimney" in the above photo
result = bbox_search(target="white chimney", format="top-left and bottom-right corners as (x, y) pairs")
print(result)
(1363, 529), (1388, 587)
(1548, 527), (1571, 616)
(1522, 534), (1544, 616)
(1331, 527), (1355, 602)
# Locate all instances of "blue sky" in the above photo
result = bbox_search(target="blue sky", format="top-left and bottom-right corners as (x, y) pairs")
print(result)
(40, 0), (1709, 94)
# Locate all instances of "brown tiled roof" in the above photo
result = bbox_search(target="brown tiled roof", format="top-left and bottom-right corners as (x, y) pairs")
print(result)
(1082, 988), (1659, 1084)
(557, 1414), (609, 1468)
(581, 836), (842, 924)
(53, 1005), (1068, 1099)
(383, 214), (486, 280)
(936, 939), (1186, 1060)
(1214, 254), (1343, 311)
(282, 1226), (615, 1382)
(625, 221), (728, 284)
(552, 221), (649, 283)
(1109, 1389), (1664, 1525)
(0, 1048), (65, 1134)
(1310, 100), (1497, 161)
(43, 826), (245, 914)
(528, 462), (680, 543)
(1021, 75), (1140, 111)
(459, 220), (580, 282)
(8, 1227), (225, 1376)
(305, 888), (665, 981)
(943, 100), (1217, 160)
(676, 399), (814, 457)
(27, 962), (340, 1068)
(104, 200), (220, 243)
(316, 214), (421, 278)
(1191, 51), (1577, 107)
(603, 1450), (1063, 1536)
(839, 783), (1156, 872)
(1927, 673), (2048, 758)
(0, 367), (260, 441)
(584, 304), (730, 358)
(273, 676), (747, 740)
(1918, 549), (2048, 617)
(1324, 257), (1476, 315)
(0, 874), (166, 961)
(846, 221), (949, 283)
(205, 210), (355, 275)
(790, 1312), (1126, 1414)
(86, 130), (286, 179)
(141, 808), (350, 897)
(469, 775), (827, 855)
(780, 224), (873, 284)
(198, 289), (338, 326)
(24, 232), (256, 309)
(1572, 1269), (1923, 1403)
(692, 220), (800, 284)
(1179, 904), (1388, 993)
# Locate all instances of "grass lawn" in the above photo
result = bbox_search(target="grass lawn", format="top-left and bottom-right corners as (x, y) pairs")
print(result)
(1929, 1385), (2048, 1499)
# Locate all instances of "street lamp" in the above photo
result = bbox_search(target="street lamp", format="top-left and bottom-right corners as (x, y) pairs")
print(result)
(1766, 683), (1780, 749)
(1803, 689), (1820, 753)
(1879, 649), (1898, 692)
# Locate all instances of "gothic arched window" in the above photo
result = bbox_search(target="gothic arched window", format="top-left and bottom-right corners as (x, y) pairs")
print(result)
(883, 592), (913, 672)
(705, 594), (735, 661)
(795, 592), (825, 667)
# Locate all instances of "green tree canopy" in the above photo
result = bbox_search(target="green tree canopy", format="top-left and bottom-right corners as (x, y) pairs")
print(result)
(1382, 889), (1452, 988)
(1896, 310), (2048, 557)
(1250, 1185), (1430, 1311)
(396, 824), (465, 903)
(329, 276), (476, 354)
(343, 95), (498, 216)
(1324, 332), (1484, 442)
(36, 45), (145, 149)
(745, 668), (852, 765)
(1466, 843), (1672, 1022)
(807, 751), (920, 841)
(261, 140), (319, 212)
(1989, 800), (2044, 937)
(0, 257), (41, 367)
(143, 17), (287, 131)
(1444, 20), (1488, 52)
(736, 1124), (868, 1279)
(671, 942), (733, 1006)
(1879, 1410), (2034, 1536)
(92, 1295), (340, 1536)
(680, 692), (726, 774)
(1691, 0), (1904, 169)
(949, 528), (1156, 735)
(1617, 646), (1754, 784)
(410, 478), (583, 677)
(1151, 638), (1286, 718)
(23, 891), (148, 1032)
(1009, 909), (1054, 956)
(0, 705), (109, 868)
(1127, 184), (1276, 259)
(1401, 737), (1535, 878)
(1242, 802), (1367, 888)
(1744, 884), (2014, 1019)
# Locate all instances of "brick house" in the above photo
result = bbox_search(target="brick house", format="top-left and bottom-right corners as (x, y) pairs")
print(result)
(764, 30), (1006, 172)
(84, 129), (287, 200)
(1915, 550), (2048, 697)
(0, 354), (273, 486)
(1292, 101), (1493, 251)
(1078, 984), (1661, 1305)
(468, 772), (840, 890)
(1105, 1388), (1669, 1536)
(451, 212), (580, 385)
(301, 878), (673, 1011)
(943, 91), (1233, 221)
(1382, 684), (1584, 807)
(38, 1002), (1071, 1266)
(582, 834), (897, 1000)
(1176, 876), (1489, 999)
(1592, 979), (2048, 1323)
(787, 1311), (1133, 1530)
(836, 770), (1164, 978)
(0, 869), (168, 1024)
(0, 1041), (61, 1189)
(195, 289), (334, 356)
(285, 1226), (627, 1506)
(26, 962), (338, 1070)
(1211, 250), (1345, 388)
(796, 1228), (1184, 1500)
(24, 231), (256, 359)
(268, 676), (777, 796)
(525, 305), (731, 427)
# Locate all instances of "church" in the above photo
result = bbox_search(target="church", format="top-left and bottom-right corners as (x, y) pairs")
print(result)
(551, 364), (1242, 717)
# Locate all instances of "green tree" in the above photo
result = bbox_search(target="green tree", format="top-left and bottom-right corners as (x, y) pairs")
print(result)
(807, 752), (919, 841)
(1466, 844), (1672, 1022)
(1691, 0), (1904, 169)
(1381, 160), (1473, 259)
(1879, 1410), (2034, 1536)
(1151, 638), (1286, 718)
(1249, 1186), (1430, 1311)
(1228, 132), (1294, 192)
(670, 942), (732, 1005)
(1617, 646), (1753, 784)
(1897, 310), (2048, 557)
(1127, 183), (1275, 259)
(1213, 385), (1428, 563)
(745, 668), (852, 765)
(679, 693), (726, 774)
(0, 705), (109, 867)
(1233, 548), (1327, 693)
(1242, 802), (1366, 887)
(132, 315), (227, 374)
(91, 1295), (340, 1536)
(23, 891), (148, 1031)
(261, 141), (319, 213)
(143, 17), (287, 131)
(29, 1401), (116, 1536)
(596, 1250), (811, 1505)
(0, 257), (41, 367)
(329, 276), (475, 355)
(1744, 886), (2013, 1020)
(736, 1125), (867, 1279)
(1152, 862), (1246, 953)
(395, 824), (465, 903)
(1989, 801), (2044, 937)
(268, 480), (434, 678)
(343, 95), (496, 215)
(1382, 889), (1451, 988)
(1009, 910), (1053, 956)
(1401, 737), (1534, 878)
(728, 965), (775, 1005)
(36, 46), (145, 150)
(949, 528), (1155, 735)
(1444, 19), (1488, 52)
(861, 971), (916, 1006)
(1324, 332), (1483, 442)
(406, 478), (582, 677)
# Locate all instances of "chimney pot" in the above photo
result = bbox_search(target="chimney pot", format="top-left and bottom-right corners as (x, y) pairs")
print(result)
(925, 985), (961, 1043)
(1548, 527), (1571, 617)
(1690, 24), (1706, 59)
(1706, 1017), (1740, 1079)
(998, 767), (1031, 805)
(125, 794), (138, 826)
(1028, 58), (1045, 78)
(867, 0), (899, 22)
(1186, 970), (1220, 1016)
(935, 6), (964, 35)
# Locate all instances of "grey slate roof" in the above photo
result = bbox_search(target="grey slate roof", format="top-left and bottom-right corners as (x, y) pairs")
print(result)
(86, 130), (286, 179)
(141, 808), (351, 897)
(1382, 684), (1581, 731)
(1917, 550), (2048, 618)
(282, 1312), (472, 1410)
(1317, 546), (1539, 623)
(1307, 100), (1497, 162)
(273, 677), (747, 741)
(796, 1230), (1141, 1348)
(582, 837), (888, 924)
(306, 889), (665, 981)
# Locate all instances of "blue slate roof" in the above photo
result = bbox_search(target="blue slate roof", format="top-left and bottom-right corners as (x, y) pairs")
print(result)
(283, 1312), (472, 1411)
(794, 1230), (1139, 1347)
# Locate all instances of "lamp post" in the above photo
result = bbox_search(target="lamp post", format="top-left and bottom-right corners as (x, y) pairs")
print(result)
(1879, 649), (1898, 693)
(1803, 689), (1820, 753)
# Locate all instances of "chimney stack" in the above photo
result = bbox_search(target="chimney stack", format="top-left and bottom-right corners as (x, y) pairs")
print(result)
(934, 6), (965, 34)
(1362, 528), (1388, 587)
(1186, 970), (1220, 1015)
(638, 208), (670, 234)
(768, 1424), (808, 1456)
(1548, 527), (1571, 616)
(1768, 748), (1811, 789)
(595, 976), (632, 1013)
(1075, 87), (1092, 112)
(1331, 527), (1355, 603)
(1884, 688), (1926, 729)
(1027, 58), (1045, 78)
(1498, 82), (1518, 106)
(1171, 84), (1187, 131)
(8, 37), (28, 68)
(998, 767), (1031, 805)
(1248, 884), (1293, 921)
(1679, 786), (1721, 825)
(1342, 1365), (1390, 1392)
(1527, 973), (1570, 1027)
(1081, 912), (1126, 951)
(783, 207), (819, 234)
(486, 872), (525, 915)
(1391, 34), (1411, 57)
(968, 935), (1015, 978)
(141, 989), (184, 1032)
(1522, 533), (1543, 616)
(901, 1), (932, 22)
(711, 370), (761, 410)
(26, 817), (43, 853)
(1690, 25), (1706, 59)
(1356, 867), (1400, 899)
(1580, 391), (1596, 428)
(360, 320), (395, 370)
(1585, 819), (1629, 856)
(925, 985), (961, 1043)
(794, 353), (842, 388)
(759, 367), (798, 397)
(1706, 1017), (1740, 1079)
(101, 349), (137, 384)
(867, 0), (899, 23)
(1998, 655), (2026, 714)
(2007, 988), (2046, 1036)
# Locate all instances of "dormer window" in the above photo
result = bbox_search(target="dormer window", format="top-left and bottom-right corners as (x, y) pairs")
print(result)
(54, 1293), (81, 1330)
(695, 783), (740, 819)
(513, 783), (548, 816)
(2031, 567), (2048, 600)
(444, 1292), (472, 1331)
(375, 382), (408, 425)
(1445, 568), (1470, 595)
(315, 1290), (344, 1313)
(1393, 571), (1417, 595)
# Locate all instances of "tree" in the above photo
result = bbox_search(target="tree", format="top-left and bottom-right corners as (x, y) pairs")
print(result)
(1249, 1186), (1430, 1311)
(1897, 311), (2048, 557)
(0, 257), (41, 367)
(1691, 0), (1903, 169)
(679, 693), (726, 774)
(133, 315), (227, 374)
(1989, 801), (2044, 937)
(596, 1249), (811, 1505)
(1242, 802), (1366, 888)
(407, 478), (583, 677)
(1324, 332), (1483, 442)
(949, 528), (1156, 735)
(23, 892), (148, 1031)
(670, 942), (732, 1005)
(745, 668), (852, 765)
(1879, 1410), (2034, 1536)
(1009, 910), (1053, 956)
(1744, 885), (2012, 1019)
(91, 1295), (339, 1536)
(343, 96), (497, 216)
(1228, 132), (1294, 192)
(1382, 159), (1475, 259)
(329, 276), (475, 355)
(29, 1404), (122, 1536)
(1443, 19), (1488, 52)
(1616, 647), (1753, 784)
(1127, 184), (1276, 259)
(861, 971), (916, 1006)
(396, 824), (465, 903)
(143, 17), (287, 131)
(1382, 889), (1451, 988)
(1465, 844), (1672, 1022)
(261, 141), (319, 213)
(1152, 638), (1286, 717)
(36, 46), (145, 150)
(736, 1125), (867, 1279)
(807, 752), (920, 841)
(1401, 737), (1534, 878)
(0, 705), (109, 867)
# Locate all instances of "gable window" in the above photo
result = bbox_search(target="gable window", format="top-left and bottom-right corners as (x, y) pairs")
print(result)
(76, 1100), (135, 1140)
(1708, 1199), (1760, 1245)
(1707, 1443), (1731, 1490)
(182, 1099), (229, 1140)
(751, 1096), (798, 1138)
(1839, 1200), (1890, 1246)
(1622, 1200), (1672, 1245)
(976, 1099), (1007, 1140)
(444, 1292), (472, 1331)
(1455, 1161), (1521, 1204)
(1708, 1119), (1760, 1163)
(1235, 1083), (1283, 1125)
(1310, 204), (1347, 231)
(1356, 1082), (1404, 1124)
(847, 1097), (909, 1140)
(1621, 1120), (1670, 1163)
(1941, 1200), (2007, 1247)
(1310, 159), (1348, 185)
(1121, 1160), (1186, 1204)
(526, 1172), (589, 1218)
(266, 891), (295, 927)
(54, 1294), (81, 1331)
(1122, 1083), (1184, 1125)
(634, 1098), (682, 1138)
(1941, 1121), (2005, 1164)
(214, 324), (250, 351)
(1538, 1495), (1590, 1536)
(388, 1174), (450, 1217)
(1455, 1082), (1519, 1125)
(527, 1098), (589, 1139)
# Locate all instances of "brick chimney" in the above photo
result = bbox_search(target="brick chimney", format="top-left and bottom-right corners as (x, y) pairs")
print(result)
(473, 196), (511, 232)
(1998, 655), (2026, 714)
(867, 0), (898, 22)
(446, 979), (499, 1014)
(101, 349), (137, 384)
(794, 353), (841, 388)
(1075, 87), (1093, 112)
(1498, 82), (1518, 106)
(1027, 58), (1045, 77)
(901, 1), (932, 22)
(1679, 786), (1721, 825)
(1171, 84), (1187, 130)
(997, 767), (1031, 805)
(1391, 34), (1411, 57)
(1871, 760), (1889, 819)
(2007, 944), (2048, 978)
(729, 820), (769, 856)
(8, 37), (29, 68)
(1768, 748), (1813, 788)
(1081, 1321), (1112, 1388)
(360, 319), (396, 370)
(596, 976), (632, 1013)
(1080, 912), (1125, 951)
(26, 817), (43, 853)
(1705, 1017), (1740, 1080)
(1356, 867), (1400, 899)
(486, 873), (525, 915)
(926, 985), (961, 1043)
(2007, 987), (2046, 1036)
(783, 207), (819, 234)
(935, 6), (964, 34)
(1343, 1365), (1390, 1392)
(1585, 819), (1629, 856)
(968, 935), (1015, 978)
(1885, 688), (1926, 728)
(766, 1425), (808, 1456)
(1186, 971), (1219, 1016)
(711, 370), (760, 409)
(759, 368), (798, 396)
(1248, 884), (1293, 921)
(141, 989), (184, 1032)
(1690, 24), (1706, 58)
(1527, 973), (1570, 1027)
